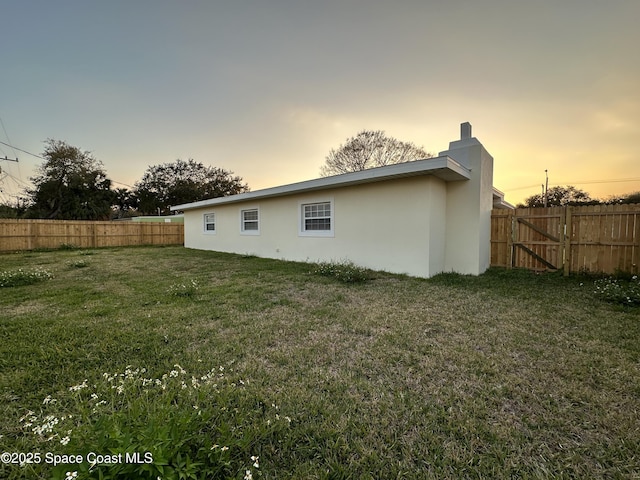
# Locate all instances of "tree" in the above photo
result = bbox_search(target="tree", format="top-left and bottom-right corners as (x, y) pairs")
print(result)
(25, 139), (115, 220)
(518, 185), (596, 208)
(0, 202), (20, 218)
(320, 130), (432, 177)
(134, 159), (249, 215)
(111, 188), (139, 219)
(605, 191), (640, 205)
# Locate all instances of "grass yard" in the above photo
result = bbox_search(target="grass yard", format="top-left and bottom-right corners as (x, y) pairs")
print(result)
(1, 246), (639, 479)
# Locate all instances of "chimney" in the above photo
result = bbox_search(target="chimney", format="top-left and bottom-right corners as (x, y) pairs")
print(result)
(461, 122), (472, 140)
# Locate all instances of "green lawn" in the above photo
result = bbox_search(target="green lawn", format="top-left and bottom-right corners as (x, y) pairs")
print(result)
(1, 246), (639, 479)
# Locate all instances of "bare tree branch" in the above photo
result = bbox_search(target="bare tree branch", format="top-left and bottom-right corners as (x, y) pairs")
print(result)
(320, 130), (432, 176)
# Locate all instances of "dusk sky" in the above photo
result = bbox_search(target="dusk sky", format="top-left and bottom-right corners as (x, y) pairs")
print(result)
(1, 1), (639, 207)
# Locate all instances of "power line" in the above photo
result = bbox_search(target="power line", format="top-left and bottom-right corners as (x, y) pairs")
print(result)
(0, 140), (43, 160)
(112, 180), (134, 189)
(1, 169), (31, 188)
(553, 177), (640, 186)
(0, 117), (18, 158)
(505, 177), (640, 192)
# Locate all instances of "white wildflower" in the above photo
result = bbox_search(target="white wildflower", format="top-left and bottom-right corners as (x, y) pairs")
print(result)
(69, 379), (88, 392)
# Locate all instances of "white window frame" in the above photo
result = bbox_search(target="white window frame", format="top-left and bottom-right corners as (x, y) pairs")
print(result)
(299, 199), (334, 237)
(203, 213), (216, 234)
(240, 207), (260, 235)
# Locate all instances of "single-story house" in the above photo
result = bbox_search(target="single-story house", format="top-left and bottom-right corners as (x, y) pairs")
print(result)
(171, 123), (513, 278)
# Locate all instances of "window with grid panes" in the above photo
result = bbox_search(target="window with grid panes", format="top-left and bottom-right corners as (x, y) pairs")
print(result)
(203, 213), (215, 232)
(241, 208), (259, 233)
(302, 202), (331, 231)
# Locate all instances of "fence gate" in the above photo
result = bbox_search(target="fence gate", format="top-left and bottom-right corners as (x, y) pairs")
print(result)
(492, 205), (640, 275)
(509, 209), (565, 272)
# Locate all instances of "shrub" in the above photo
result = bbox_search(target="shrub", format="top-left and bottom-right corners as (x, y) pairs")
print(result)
(313, 260), (370, 283)
(0, 268), (54, 288)
(14, 364), (290, 479)
(593, 275), (640, 306)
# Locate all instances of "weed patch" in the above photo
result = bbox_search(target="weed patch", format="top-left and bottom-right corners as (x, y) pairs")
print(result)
(167, 279), (199, 297)
(11, 364), (288, 479)
(593, 275), (640, 306)
(0, 268), (54, 287)
(313, 259), (371, 283)
(66, 259), (89, 269)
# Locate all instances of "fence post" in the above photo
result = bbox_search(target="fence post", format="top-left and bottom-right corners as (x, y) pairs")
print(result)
(29, 221), (35, 250)
(559, 207), (566, 274)
(35, 221), (41, 250)
(634, 210), (640, 275)
(563, 207), (572, 276)
(507, 213), (516, 269)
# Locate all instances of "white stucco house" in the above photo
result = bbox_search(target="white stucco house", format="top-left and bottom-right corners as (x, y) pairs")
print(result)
(171, 123), (513, 278)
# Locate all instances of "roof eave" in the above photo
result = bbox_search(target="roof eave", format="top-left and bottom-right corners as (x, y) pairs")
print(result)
(171, 156), (470, 212)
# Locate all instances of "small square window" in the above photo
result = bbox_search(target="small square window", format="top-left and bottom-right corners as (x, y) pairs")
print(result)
(203, 213), (216, 233)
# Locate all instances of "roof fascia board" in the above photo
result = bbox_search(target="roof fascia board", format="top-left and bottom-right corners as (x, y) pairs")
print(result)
(171, 156), (470, 211)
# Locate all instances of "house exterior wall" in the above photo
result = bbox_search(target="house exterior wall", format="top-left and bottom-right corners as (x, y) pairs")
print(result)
(183, 175), (448, 277)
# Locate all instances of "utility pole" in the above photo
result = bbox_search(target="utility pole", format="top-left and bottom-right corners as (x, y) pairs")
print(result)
(0, 156), (19, 197)
(543, 169), (549, 207)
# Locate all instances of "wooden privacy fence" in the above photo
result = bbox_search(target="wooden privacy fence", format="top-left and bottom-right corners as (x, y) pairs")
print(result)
(0, 219), (184, 252)
(491, 204), (640, 275)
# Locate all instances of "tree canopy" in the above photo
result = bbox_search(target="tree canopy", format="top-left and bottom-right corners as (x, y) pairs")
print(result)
(605, 191), (640, 205)
(24, 139), (115, 220)
(112, 188), (138, 219)
(320, 130), (432, 177)
(518, 185), (596, 208)
(134, 159), (249, 215)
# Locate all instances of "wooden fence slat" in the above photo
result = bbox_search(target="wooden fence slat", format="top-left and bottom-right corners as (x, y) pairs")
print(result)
(0, 219), (184, 252)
